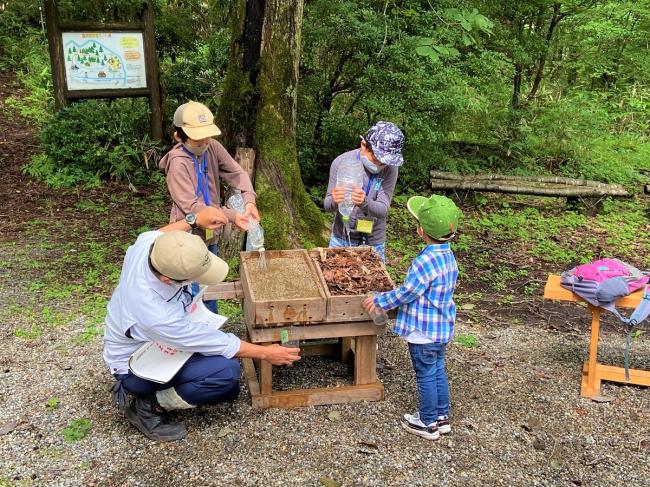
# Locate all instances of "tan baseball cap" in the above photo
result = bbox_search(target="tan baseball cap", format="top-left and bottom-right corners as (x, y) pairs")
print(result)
(173, 101), (221, 140)
(150, 231), (229, 285)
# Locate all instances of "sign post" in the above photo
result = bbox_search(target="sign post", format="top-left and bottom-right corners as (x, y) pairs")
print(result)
(44, 0), (163, 140)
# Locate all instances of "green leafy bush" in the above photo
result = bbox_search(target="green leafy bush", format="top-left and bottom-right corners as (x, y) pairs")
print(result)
(23, 99), (162, 188)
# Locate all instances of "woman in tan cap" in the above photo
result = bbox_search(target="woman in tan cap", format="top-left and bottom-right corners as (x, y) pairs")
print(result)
(159, 101), (260, 313)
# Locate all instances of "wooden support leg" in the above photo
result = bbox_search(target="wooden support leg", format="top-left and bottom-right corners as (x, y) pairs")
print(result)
(354, 335), (377, 385)
(341, 337), (353, 365)
(259, 354), (273, 395)
(581, 307), (601, 398)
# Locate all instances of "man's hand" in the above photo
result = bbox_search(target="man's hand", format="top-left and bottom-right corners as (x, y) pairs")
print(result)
(363, 295), (378, 314)
(235, 341), (300, 366)
(244, 202), (260, 222)
(196, 207), (229, 229)
(262, 344), (301, 366)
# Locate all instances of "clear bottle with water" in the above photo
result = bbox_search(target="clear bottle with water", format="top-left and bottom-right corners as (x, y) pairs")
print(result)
(226, 192), (266, 267)
(336, 156), (365, 225)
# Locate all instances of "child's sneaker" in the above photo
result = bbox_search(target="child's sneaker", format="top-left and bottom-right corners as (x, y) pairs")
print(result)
(401, 415), (440, 441)
(437, 415), (451, 435)
(403, 411), (420, 423)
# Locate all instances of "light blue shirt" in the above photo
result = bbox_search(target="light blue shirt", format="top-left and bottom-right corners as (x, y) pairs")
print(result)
(103, 231), (240, 375)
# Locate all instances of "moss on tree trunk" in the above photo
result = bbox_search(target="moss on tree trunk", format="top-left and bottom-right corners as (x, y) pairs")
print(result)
(218, 0), (326, 250)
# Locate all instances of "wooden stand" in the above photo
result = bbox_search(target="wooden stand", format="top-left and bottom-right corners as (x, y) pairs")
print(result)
(242, 320), (384, 409)
(543, 274), (650, 397)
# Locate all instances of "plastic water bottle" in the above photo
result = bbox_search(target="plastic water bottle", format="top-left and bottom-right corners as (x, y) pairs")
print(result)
(336, 157), (364, 243)
(366, 293), (389, 326)
(226, 192), (266, 268)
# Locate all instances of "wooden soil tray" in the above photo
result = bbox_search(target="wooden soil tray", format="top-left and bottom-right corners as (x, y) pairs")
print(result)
(310, 247), (394, 323)
(240, 249), (327, 327)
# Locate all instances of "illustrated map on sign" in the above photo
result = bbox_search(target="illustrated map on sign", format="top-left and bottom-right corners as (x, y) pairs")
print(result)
(62, 32), (147, 90)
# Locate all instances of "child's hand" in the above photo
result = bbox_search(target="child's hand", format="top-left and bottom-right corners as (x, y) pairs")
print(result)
(363, 295), (378, 314)
(351, 186), (365, 205)
(244, 202), (260, 222)
(332, 187), (345, 204)
(233, 213), (250, 232)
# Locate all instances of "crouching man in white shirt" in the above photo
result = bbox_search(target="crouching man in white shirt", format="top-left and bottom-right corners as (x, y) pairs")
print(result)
(103, 207), (300, 441)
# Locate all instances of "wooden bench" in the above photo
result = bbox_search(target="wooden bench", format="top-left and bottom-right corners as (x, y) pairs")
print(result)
(543, 274), (649, 397)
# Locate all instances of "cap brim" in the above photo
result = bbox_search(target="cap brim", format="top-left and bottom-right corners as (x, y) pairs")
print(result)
(407, 196), (428, 220)
(369, 143), (403, 167)
(184, 123), (221, 140)
(377, 152), (404, 167)
(193, 254), (229, 285)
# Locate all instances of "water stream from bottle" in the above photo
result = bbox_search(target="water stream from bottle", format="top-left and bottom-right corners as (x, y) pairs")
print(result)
(257, 248), (267, 269)
(343, 219), (352, 247)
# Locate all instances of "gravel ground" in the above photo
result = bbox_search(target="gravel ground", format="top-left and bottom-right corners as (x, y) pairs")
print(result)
(2, 305), (649, 486)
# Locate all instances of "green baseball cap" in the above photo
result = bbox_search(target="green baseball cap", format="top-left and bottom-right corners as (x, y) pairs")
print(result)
(407, 195), (461, 240)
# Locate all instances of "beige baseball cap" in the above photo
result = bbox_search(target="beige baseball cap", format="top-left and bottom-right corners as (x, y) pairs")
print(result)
(173, 101), (221, 140)
(150, 231), (229, 285)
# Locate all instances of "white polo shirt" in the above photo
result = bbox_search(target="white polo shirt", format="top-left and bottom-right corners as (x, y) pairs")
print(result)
(103, 231), (241, 375)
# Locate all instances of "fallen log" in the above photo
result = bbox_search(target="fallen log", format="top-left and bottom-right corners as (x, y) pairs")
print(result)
(429, 171), (626, 191)
(429, 179), (629, 198)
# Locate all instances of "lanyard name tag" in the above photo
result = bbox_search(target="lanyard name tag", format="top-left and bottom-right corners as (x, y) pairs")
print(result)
(205, 229), (214, 240)
(355, 218), (374, 234)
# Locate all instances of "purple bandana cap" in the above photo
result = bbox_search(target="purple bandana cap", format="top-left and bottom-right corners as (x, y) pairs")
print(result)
(364, 121), (405, 167)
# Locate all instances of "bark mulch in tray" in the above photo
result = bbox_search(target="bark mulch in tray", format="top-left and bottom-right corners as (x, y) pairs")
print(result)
(314, 247), (393, 296)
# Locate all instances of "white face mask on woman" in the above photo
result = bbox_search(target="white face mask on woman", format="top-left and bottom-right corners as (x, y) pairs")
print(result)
(360, 155), (381, 174)
(183, 142), (209, 158)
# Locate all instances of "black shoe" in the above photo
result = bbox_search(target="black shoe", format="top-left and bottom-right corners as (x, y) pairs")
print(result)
(124, 396), (187, 442)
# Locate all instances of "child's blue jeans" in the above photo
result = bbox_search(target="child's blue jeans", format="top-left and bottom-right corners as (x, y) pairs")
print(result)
(408, 342), (450, 425)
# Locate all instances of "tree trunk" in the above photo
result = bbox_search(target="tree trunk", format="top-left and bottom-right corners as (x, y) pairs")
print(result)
(310, 52), (353, 184)
(527, 3), (566, 102)
(429, 179), (629, 198)
(511, 62), (523, 109)
(219, 0), (326, 249)
(430, 171), (627, 190)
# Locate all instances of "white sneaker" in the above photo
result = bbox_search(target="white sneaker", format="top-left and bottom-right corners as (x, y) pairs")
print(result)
(437, 415), (451, 435)
(401, 416), (439, 441)
(403, 411), (420, 423)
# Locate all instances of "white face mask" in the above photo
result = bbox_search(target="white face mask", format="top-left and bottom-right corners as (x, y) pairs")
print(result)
(361, 155), (381, 174)
(183, 142), (209, 158)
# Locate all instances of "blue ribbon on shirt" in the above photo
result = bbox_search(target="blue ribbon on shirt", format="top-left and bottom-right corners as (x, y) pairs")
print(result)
(181, 146), (210, 206)
(356, 149), (383, 196)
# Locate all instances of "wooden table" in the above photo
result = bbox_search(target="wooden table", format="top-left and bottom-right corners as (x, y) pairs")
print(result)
(543, 274), (650, 397)
(242, 320), (384, 409)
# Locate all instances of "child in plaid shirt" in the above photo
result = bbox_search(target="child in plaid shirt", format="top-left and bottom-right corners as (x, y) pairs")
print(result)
(364, 194), (461, 441)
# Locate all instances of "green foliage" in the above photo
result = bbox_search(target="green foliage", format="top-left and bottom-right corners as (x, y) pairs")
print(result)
(455, 333), (479, 348)
(62, 418), (91, 443)
(45, 397), (61, 412)
(2, 0), (649, 201)
(73, 325), (104, 345)
(415, 7), (494, 62)
(23, 99), (162, 188)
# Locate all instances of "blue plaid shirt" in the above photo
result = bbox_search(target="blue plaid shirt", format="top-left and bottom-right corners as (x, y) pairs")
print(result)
(374, 243), (458, 343)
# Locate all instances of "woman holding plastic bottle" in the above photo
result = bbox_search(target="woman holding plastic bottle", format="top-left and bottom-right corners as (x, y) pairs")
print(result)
(159, 101), (260, 312)
(323, 121), (405, 262)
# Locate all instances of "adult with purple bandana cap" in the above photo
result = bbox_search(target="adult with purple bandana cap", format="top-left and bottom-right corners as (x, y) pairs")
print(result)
(324, 121), (405, 261)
